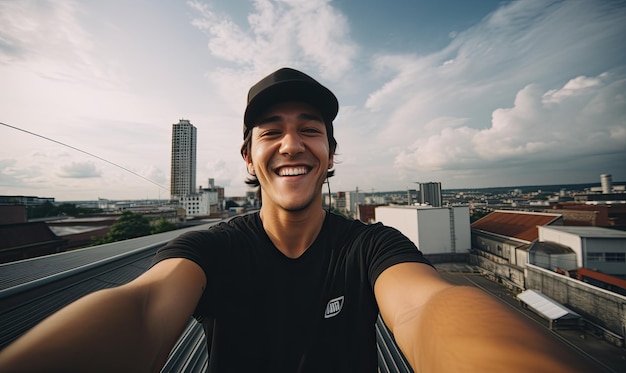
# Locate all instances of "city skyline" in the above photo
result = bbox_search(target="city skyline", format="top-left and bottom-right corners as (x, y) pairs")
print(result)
(10, 176), (623, 203)
(1, 0), (625, 201)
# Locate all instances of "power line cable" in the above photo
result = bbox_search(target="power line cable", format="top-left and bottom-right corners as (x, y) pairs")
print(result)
(1, 121), (170, 192)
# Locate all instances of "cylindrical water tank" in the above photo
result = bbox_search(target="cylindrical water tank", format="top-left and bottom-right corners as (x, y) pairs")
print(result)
(600, 174), (612, 194)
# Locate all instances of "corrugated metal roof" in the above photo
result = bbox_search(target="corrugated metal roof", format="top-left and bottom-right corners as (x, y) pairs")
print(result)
(471, 210), (561, 242)
(517, 289), (580, 321)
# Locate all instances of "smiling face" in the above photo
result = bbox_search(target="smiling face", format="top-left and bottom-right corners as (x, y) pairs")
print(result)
(245, 101), (334, 213)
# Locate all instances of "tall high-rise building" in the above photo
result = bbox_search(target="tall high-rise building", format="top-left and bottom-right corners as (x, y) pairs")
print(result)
(419, 182), (442, 207)
(170, 119), (197, 200)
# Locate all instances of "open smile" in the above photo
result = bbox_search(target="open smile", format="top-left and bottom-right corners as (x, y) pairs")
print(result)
(275, 166), (311, 177)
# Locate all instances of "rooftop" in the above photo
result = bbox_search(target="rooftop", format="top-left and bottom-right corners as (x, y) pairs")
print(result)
(471, 210), (562, 242)
(528, 241), (574, 255)
(541, 226), (626, 238)
(48, 225), (109, 236)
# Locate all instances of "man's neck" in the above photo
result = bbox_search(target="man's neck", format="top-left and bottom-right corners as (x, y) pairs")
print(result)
(259, 205), (327, 259)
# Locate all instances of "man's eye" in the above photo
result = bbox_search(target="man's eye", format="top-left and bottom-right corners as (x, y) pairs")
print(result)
(261, 130), (281, 137)
(303, 128), (322, 134)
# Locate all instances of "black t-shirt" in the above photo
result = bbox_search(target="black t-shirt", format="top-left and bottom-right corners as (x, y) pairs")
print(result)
(151, 212), (429, 372)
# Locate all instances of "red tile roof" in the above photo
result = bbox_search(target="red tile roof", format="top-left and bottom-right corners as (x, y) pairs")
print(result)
(471, 210), (561, 242)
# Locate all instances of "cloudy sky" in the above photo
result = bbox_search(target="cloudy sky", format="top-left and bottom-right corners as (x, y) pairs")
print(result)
(1, 0), (625, 201)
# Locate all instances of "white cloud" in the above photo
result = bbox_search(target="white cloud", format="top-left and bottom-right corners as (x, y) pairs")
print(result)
(2, 0), (625, 200)
(393, 73), (626, 173)
(0, 0), (118, 88)
(58, 161), (102, 178)
(143, 166), (167, 187)
(0, 159), (26, 187)
(189, 0), (357, 78)
(198, 159), (243, 189)
(334, 0), (626, 190)
(365, 0), (626, 123)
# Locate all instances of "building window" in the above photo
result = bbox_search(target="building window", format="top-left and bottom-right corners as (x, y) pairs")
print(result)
(605, 252), (626, 263)
(587, 252), (604, 262)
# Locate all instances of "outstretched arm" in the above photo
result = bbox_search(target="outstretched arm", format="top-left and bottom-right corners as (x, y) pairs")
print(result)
(0, 258), (206, 373)
(374, 262), (594, 373)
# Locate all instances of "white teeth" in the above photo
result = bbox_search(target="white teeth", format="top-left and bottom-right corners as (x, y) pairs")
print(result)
(278, 167), (308, 176)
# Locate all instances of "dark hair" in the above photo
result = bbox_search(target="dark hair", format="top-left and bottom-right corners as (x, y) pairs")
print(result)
(240, 120), (337, 196)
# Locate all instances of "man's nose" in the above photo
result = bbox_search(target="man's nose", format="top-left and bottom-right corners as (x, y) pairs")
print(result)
(279, 131), (305, 155)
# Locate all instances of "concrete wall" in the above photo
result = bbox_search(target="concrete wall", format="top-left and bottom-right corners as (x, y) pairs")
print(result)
(452, 207), (471, 253)
(515, 249), (528, 268)
(469, 251), (525, 290)
(376, 207), (419, 246)
(417, 208), (453, 254)
(525, 264), (626, 344)
(473, 231), (525, 264)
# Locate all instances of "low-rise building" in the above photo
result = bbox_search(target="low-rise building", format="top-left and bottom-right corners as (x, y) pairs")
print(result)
(375, 205), (470, 261)
(180, 190), (219, 217)
(538, 226), (626, 277)
(470, 210), (563, 289)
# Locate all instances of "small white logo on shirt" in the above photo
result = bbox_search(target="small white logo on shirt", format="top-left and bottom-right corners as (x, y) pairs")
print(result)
(324, 296), (344, 318)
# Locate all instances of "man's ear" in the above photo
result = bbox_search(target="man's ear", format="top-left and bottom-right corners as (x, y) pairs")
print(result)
(328, 154), (334, 169)
(244, 151), (255, 175)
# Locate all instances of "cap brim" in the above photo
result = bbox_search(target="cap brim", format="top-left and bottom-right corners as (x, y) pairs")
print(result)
(244, 80), (338, 127)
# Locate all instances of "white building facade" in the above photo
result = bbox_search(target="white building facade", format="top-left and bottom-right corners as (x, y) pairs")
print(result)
(345, 191), (365, 217)
(538, 226), (626, 276)
(375, 205), (471, 255)
(179, 190), (218, 217)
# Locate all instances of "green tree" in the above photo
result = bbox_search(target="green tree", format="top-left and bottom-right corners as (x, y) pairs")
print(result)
(56, 203), (78, 216)
(331, 208), (350, 218)
(224, 200), (240, 210)
(470, 209), (491, 223)
(151, 217), (178, 234)
(28, 202), (102, 219)
(28, 201), (56, 219)
(97, 211), (152, 244)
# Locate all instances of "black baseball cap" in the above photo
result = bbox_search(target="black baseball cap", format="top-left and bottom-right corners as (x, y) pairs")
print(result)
(243, 67), (339, 138)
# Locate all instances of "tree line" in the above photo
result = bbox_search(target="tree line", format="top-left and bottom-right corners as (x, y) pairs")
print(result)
(92, 211), (178, 245)
(27, 201), (102, 219)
